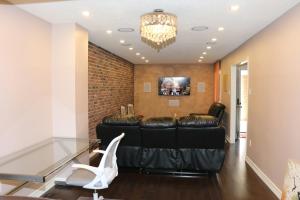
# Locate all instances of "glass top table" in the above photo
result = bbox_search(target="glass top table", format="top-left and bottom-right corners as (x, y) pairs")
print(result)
(0, 137), (99, 183)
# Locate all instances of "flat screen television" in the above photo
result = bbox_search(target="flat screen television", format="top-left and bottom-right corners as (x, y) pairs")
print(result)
(158, 77), (191, 96)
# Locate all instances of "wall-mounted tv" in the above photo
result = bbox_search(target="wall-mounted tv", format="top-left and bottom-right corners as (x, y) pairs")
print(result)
(158, 77), (191, 96)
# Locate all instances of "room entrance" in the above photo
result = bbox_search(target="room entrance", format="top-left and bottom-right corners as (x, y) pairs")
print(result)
(236, 64), (249, 139)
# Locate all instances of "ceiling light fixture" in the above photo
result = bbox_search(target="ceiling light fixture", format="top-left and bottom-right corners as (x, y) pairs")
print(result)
(198, 59), (202, 62)
(218, 27), (225, 31)
(230, 5), (240, 11)
(140, 9), (177, 51)
(206, 46), (212, 50)
(202, 52), (207, 55)
(145, 60), (149, 63)
(82, 11), (90, 17)
(120, 40), (125, 44)
(136, 52), (141, 56)
(211, 38), (217, 42)
(106, 30), (112, 34)
(129, 47), (134, 50)
(200, 56), (204, 59)
(141, 57), (145, 59)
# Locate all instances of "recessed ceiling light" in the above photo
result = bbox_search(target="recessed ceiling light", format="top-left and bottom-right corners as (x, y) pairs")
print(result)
(202, 52), (207, 55)
(211, 38), (217, 42)
(191, 26), (208, 31)
(129, 47), (134, 50)
(206, 41), (216, 45)
(106, 30), (112, 34)
(120, 40), (125, 44)
(218, 27), (225, 31)
(198, 59), (202, 62)
(230, 4), (240, 11)
(82, 11), (90, 17)
(136, 52), (140, 56)
(141, 57), (145, 60)
(118, 28), (135, 32)
(206, 46), (212, 50)
(200, 56), (204, 59)
(145, 60), (149, 63)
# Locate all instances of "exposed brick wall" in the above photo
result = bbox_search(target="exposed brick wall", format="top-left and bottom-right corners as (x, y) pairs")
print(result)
(88, 42), (134, 139)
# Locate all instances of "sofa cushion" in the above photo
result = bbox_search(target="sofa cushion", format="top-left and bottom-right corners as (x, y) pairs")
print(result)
(177, 115), (218, 127)
(102, 115), (142, 126)
(141, 117), (176, 128)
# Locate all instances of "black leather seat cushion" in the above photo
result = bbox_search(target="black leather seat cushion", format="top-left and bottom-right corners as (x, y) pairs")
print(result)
(102, 115), (143, 126)
(141, 117), (177, 128)
(178, 115), (218, 127)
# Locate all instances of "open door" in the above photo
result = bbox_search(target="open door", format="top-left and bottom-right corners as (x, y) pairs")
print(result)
(236, 64), (248, 140)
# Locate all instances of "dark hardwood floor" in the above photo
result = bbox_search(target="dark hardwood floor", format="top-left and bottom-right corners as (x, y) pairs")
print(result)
(44, 139), (278, 200)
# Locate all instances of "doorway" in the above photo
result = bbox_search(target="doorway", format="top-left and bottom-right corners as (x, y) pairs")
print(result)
(236, 64), (249, 139)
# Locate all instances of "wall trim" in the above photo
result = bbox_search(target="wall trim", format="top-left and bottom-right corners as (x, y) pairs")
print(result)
(225, 135), (234, 144)
(245, 156), (281, 199)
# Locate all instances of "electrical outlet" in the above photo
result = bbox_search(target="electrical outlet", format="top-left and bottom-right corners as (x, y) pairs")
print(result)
(249, 140), (252, 147)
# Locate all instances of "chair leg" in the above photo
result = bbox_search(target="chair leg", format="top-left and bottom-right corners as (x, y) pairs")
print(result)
(93, 190), (98, 200)
(93, 190), (104, 200)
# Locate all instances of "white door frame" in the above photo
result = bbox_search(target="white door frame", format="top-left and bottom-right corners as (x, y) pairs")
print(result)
(229, 60), (249, 143)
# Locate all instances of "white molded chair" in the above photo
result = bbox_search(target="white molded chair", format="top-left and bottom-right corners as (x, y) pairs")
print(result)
(66, 133), (125, 200)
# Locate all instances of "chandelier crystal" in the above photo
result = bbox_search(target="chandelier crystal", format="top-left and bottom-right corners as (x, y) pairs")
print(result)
(140, 9), (177, 51)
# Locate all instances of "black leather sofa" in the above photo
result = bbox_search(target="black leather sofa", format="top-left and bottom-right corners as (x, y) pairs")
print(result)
(177, 115), (225, 171)
(190, 102), (226, 124)
(96, 105), (226, 172)
(97, 115), (143, 168)
(140, 117), (177, 169)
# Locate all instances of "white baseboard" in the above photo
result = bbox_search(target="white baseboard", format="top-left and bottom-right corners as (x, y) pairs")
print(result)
(225, 135), (234, 144)
(245, 156), (282, 199)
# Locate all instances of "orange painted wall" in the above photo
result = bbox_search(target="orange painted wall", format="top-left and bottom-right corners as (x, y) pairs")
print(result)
(134, 64), (214, 118)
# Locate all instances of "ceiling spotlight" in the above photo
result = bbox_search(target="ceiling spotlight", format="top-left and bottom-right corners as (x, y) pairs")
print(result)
(129, 47), (134, 50)
(141, 57), (145, 59)
(202, 52), (207, 55)
(206, 46), (212, 50)
(230, 4), (240, 11)
(82, 11), (90, 17)
(118, 28), (135, 32)
(191, 26), (208, 31)
(198, 59), (202, 62)
(145, 60), (149, 63)
(106, 30), (112, 34)
(200, 56), (204, 59)
(136, 52), (140, 56)
(218, 27), (225, 31)
(120, 40), (125, 44)
(211, 38), (217, 42)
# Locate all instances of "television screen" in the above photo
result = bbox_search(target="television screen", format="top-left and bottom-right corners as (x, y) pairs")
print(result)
(158, 77), (191, 96)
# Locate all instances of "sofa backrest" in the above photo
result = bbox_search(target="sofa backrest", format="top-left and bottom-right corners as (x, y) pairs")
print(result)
(207, 102), (226, 124)
(208, 103), (225, 117)
(140, 117), (176, 128)
(102, 114), (143, 126)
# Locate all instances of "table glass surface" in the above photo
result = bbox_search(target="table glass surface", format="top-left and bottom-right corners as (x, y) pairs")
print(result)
(0, 137), (99, 183)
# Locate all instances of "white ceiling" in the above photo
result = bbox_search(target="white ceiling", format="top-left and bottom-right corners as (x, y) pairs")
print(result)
(13, 0), (300, 64)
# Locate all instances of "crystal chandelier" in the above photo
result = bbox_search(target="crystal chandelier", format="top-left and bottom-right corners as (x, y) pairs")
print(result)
(140, 9), (177, 51)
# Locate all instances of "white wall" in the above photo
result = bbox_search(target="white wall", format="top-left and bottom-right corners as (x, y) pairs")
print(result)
(51, 24), (77, 138)
(220, 3), (300, 195)
(52, 24), (89, 139)
(0, 4), (53, 157)
(0, 5), (89, 158)
(75, 25), (89, 139)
